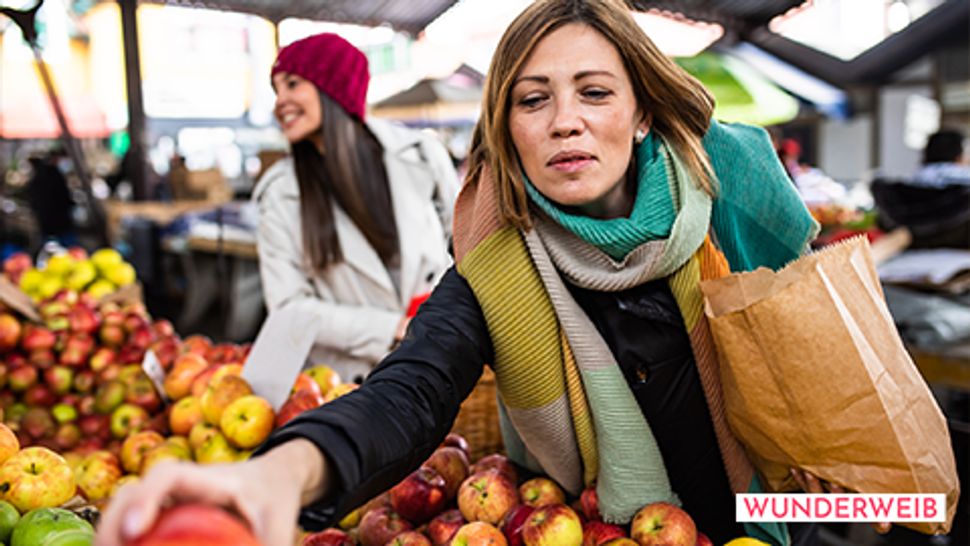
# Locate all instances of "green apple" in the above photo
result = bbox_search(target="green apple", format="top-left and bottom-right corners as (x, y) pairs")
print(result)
(0, 499), (20, 544)
(10, 507), (93, 546)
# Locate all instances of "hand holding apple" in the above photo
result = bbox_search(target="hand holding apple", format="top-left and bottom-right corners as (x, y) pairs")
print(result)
(95, 439), (327, 546)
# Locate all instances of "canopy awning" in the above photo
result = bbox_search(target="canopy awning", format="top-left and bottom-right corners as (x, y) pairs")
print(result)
(676, 52), (800, 126)
(140, 0), (459, 35)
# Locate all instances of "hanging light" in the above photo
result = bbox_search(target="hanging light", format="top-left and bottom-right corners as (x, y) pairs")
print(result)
(887, 1), (912, 33)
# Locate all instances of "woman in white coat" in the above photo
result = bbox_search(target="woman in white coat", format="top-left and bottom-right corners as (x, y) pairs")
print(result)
(253, 33), (459, 383)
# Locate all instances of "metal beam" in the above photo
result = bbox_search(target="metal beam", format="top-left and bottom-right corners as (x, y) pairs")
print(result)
(119, 0), (149, 201)
(748, 0), (970, 87)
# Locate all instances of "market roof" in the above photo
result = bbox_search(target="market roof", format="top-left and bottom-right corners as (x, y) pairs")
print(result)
(139, 0), (460, 35)
(630, 1), (804, 30)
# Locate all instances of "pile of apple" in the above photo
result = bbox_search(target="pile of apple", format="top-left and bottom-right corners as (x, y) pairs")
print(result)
(4, 247), (137, 302)
(301, 434), (715, 546)
(0, 290), (178, 457)
(0, 421), (97, 545)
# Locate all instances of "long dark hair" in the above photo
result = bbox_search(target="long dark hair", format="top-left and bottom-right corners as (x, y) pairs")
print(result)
(294, 93), (399, 271)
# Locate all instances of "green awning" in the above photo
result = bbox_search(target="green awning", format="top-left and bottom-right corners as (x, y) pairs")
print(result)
(676, 52), (800, 126)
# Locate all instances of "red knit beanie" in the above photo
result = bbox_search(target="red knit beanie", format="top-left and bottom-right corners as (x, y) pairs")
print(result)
(272, 33), (370, 121)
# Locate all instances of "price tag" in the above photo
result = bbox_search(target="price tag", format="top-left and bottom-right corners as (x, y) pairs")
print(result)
(141, 349), (170, 403)
(242, 305), (317, 411)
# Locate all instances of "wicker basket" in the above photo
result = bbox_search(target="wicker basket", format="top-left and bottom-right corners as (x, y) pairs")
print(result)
(451, 367), (503, 462)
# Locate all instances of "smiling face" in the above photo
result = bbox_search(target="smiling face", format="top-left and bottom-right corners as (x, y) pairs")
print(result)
(509, 23), (649, 219)
(272, 72), (323, 146)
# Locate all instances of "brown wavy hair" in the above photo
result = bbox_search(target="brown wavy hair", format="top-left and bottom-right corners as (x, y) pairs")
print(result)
(467, 0), (716, 230)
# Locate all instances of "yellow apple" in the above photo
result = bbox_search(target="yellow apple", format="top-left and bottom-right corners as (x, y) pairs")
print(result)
(201, 375), (253, 426)
(0, 447), (76, 513)
(194, 430), (238, 464)
(220, 395), (274, 450)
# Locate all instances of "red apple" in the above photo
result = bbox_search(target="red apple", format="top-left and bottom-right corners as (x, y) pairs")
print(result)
(471, 454), (517, 484)
(452, 521), (508, 546)
(427, 508), (465, 546)
(580, 485), (600, 521)
(22, 407), (55, 439)
(457, 470), (520, 526)
(20, 325), (55, 352)
(164, 353), (209, 401)
(423, 446), (469, 500)
(126, 376), (163, 414)
(0, 313), (21, 352)
(182, 334), (213, 356)
(0, 446), (76, 512)
(502, 504), (535, 546)
(601, 540), (637, 546)
(117, 343), (146, 365)
(99, 324), (125, 348)
(358, 507), (413, 546)
(28, 348), (55, 368)
(128, 503), (261, 546)
(151, 319), (175, 339)
(519, 477), (565, 508)
(88, 347), (117, 372)
(120, 430), (166, 474)
(582, 521), (625, 546)
(23, 383), (57, 407)
(695, 533), (712, 546)
(389, 466), (448, 524)
(305, 364), (341, 397)
(302, 528), (354, 546)
(72, 369), (96, 394)
(630, 503), (696, 546)
(79, 414), (111, 441)
(522, 504), (582, 546)
(68, 305), (99, 334)
(8, 364), (38, 392)
(75, 450), (122, 501)
(129, 325), (154, 350)
(43, 365), (74, 394)
(276, 389), (324, 427)
(291, 372), (324, 399)
(3, 252), (32, 284)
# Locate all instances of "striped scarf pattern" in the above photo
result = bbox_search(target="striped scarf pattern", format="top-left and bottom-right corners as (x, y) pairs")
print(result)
(453, 121), (817, 540)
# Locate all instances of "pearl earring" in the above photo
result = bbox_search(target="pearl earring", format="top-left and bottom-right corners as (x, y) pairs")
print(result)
(635, 128), (647, 144)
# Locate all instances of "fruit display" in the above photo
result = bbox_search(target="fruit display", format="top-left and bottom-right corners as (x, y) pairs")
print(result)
(0, 256), (361, 544)
(5, 248), (137, 303)
(297, 433), (764, 546)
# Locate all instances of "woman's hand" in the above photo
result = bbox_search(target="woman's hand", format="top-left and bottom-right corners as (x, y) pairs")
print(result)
(95, 439), (328, 546)
(790, 468), (891, 534)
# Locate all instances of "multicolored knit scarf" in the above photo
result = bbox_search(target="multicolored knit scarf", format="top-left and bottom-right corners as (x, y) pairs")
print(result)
(453, 121), (818, 543)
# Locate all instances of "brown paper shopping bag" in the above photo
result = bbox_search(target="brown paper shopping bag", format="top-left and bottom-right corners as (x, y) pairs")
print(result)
(700, 237), (959, 534)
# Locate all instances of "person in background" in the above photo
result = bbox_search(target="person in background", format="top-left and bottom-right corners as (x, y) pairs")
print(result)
(26, 150), (75, 244)
(95, 2), (896, 545)
(912, 129), (970, 187)
(251, 33), (459, 383)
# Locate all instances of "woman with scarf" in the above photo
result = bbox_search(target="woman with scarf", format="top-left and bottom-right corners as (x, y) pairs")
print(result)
(96, 2), (844, 545)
